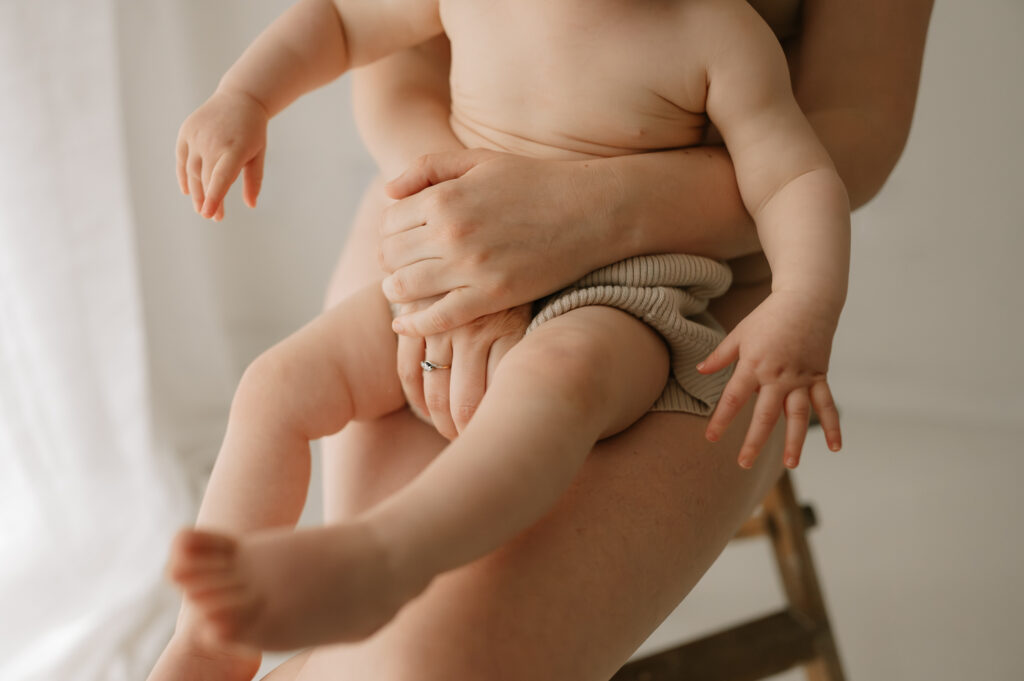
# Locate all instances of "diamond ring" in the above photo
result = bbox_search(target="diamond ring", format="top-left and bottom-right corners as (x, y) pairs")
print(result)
(420, 360), (452, 372)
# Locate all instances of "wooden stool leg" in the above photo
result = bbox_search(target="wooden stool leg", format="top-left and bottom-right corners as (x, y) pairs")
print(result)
(761, 472), (847, 681)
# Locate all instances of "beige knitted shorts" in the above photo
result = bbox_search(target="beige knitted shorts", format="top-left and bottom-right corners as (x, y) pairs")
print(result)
(527, 254), (733, 416)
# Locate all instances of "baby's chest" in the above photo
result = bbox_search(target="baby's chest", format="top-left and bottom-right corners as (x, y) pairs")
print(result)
(440, 0), (715, 152)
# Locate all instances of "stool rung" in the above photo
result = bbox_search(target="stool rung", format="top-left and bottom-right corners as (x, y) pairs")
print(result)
(733, 504), (817, 540)
(611, 609), (821, 681)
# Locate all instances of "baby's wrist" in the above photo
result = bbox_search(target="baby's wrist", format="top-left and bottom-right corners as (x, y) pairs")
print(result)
(213, 82), (272, 120)
(769, 282), (845, 319)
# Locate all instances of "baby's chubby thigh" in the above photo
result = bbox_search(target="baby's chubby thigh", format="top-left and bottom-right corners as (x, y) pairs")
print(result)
(239, 282), (407, 440)
(492, 306), (669, 440)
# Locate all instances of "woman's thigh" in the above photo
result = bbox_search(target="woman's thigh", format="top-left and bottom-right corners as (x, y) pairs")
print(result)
(297, 408), (784, 681)
(267, 177), (785, 680)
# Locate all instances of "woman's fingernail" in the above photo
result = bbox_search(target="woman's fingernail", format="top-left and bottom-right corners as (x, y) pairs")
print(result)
(786, 457), (797, 468)
(696, 362), (706, 371)
(392, 319), (404, 334)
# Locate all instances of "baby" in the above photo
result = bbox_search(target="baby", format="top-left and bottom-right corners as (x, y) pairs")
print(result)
(155, 0), (848, 672)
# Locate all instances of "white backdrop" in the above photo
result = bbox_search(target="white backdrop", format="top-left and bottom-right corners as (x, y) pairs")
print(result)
(0, 2), (368, 679)
(0, 1), (1021, 680)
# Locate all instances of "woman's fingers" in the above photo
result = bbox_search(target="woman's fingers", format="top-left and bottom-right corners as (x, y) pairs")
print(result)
(705, 366), (757, 443)
(384, 149), (496, 200)
(782, 387), (811, 469)
(382, 259), (450, 304)
(449, 334), (490, 434)
(422, 336), (457, 440)
(486, 333), (519, 385)
(379, 191), (428, 238)
(810, 380), (842, 452)
(737, 386), (784, 469)
(396, 334), (427, 420)
(378, 227), (442, 275)
(392, 288), (490, 336)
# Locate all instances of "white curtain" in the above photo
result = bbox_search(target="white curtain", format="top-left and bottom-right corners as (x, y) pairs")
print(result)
(0, 2), (366, 679)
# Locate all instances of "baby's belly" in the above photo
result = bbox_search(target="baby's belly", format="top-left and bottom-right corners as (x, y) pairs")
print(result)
(449, 106), (707, 161)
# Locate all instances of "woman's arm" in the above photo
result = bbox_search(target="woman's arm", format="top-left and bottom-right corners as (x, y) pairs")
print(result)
(791, 0), (933, 209)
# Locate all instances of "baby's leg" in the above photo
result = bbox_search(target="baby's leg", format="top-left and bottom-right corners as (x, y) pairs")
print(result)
(169, 305), (668, 654)
(363, 305), (670, 598)
(162, 283), (405, 649)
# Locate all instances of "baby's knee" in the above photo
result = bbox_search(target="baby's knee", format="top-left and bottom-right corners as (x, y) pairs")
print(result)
(497, 325), (611, 415)
(233, 347), (298, 419)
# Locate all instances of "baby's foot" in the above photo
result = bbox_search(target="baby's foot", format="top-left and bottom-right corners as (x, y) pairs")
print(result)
(145, 629), (260, 681)
(167, 523), (430, 651)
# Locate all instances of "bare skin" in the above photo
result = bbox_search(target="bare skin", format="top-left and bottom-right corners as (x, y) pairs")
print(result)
(146, 0), (934, 678)
(161, 0), (852, 656)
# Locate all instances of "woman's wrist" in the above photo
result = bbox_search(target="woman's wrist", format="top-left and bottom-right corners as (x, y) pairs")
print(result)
(576, 147), (762, 265)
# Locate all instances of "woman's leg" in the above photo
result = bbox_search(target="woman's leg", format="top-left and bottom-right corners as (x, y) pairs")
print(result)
(298, 410), (782, 681)
(259, 178), (785, 680)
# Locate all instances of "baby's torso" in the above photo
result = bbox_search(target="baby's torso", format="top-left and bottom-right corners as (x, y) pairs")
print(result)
(440, 0), (801, 160)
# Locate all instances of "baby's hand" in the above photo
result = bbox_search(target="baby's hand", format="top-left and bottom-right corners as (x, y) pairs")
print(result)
(696, 290), (843, 470)
(176, 89), (269, 221)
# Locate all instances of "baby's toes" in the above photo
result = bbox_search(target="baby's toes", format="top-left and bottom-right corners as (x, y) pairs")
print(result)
(167, 528), (237, 584)
(203, 589), (265, 644)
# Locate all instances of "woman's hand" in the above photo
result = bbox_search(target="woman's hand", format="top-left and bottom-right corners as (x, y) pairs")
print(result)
(696, 290), (844, 470)
(397, 301), (532, 440)
(176, 89), (269, 221)
(378, 149), (618, 336)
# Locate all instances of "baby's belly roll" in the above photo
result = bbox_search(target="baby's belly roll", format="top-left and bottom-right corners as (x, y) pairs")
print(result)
(528, 254), (733, 416)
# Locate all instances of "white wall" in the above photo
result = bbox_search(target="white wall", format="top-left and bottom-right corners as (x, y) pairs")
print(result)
(832, 0), (1024, 428)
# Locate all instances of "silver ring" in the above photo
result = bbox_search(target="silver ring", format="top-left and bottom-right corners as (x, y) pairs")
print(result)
(421, 360), (452, 372)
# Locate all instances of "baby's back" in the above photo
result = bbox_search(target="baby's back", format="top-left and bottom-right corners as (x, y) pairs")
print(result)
(441, 0), (762, 160)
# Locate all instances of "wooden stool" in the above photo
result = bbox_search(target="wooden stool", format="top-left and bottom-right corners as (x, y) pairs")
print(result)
(611, 468), (847, 681)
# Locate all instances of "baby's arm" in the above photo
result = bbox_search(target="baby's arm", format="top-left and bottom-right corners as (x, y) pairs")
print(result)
(178, 0), (443, 219)
(352, 37), (465, 179)
(697, 4), (850, 468)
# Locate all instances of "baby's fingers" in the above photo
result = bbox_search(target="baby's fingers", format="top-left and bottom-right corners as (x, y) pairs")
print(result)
(810, 381), (842, 452)
(202, 152), (244, 219)
(176, 138), (190, 195)
(242, 149), (266, 209)
(697, 331), (739, 376)
(737, 386), (784, 469)
(782, 388), (811, 469)
(186, 154), (204, 214)
(705, 367), (757, 443)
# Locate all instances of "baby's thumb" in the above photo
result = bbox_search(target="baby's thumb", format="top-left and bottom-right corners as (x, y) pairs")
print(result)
(697, 334), (738, 374)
